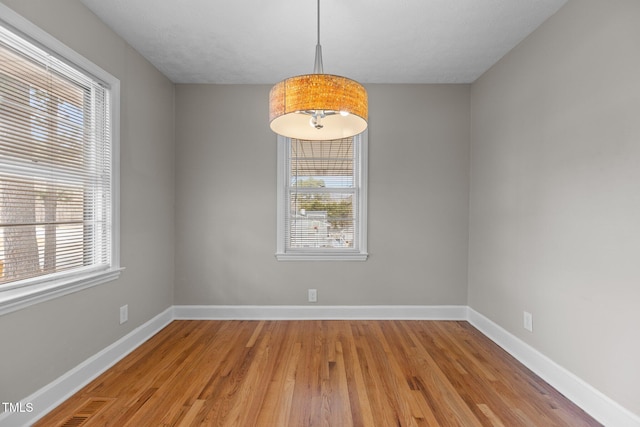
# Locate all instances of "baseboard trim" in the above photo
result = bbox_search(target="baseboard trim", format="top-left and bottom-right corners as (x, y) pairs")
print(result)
(3, 305), (638, 427)
(467, 308), (640, 427)
(173, 304), (468, 320)
(0, 306), (174, 427)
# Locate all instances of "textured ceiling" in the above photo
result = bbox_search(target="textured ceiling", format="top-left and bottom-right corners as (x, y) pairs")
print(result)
(80, 0), (568, 84)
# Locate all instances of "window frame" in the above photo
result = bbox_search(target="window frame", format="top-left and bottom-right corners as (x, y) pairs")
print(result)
(276, 132), (368, 261)
(0, 4), (122, 316)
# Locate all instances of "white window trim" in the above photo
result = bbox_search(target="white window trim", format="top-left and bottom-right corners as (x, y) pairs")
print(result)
(0, 4), (122, 316)
(276, 132), (368, 261)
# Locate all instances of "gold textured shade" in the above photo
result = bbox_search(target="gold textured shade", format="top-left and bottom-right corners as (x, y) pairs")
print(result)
(269, 74), (368, 140)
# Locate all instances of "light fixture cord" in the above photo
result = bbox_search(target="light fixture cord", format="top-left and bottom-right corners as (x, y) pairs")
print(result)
(311, 0), (325, 129)
(313, 0), (323, 74)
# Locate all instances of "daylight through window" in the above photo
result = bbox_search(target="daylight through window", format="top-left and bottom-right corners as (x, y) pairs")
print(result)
(0, 23), (115, 289)
(277, 133), (368, 261)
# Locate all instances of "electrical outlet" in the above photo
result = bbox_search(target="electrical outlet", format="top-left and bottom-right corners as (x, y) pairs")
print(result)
(308, 289), (317, 303)
(523, 311), (533, 332)
(120, 305), (128, 324)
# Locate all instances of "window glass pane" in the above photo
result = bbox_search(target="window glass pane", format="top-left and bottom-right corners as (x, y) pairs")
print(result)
(0, 22), (112, 288)
(0, 176), (88, 283)
(0, 41), (88, 169)
(288, 137), (357, 249)
(288, 191), (354, 249)
(290, 138), (354, 188)
(277, 132), (366, 260)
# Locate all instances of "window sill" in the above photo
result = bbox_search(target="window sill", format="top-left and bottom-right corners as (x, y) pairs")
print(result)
(0, 267), (124, 316)
(275, 252), (368, 261)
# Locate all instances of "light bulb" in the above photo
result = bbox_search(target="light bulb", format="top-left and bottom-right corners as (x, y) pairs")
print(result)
(310, 114), (323, 129)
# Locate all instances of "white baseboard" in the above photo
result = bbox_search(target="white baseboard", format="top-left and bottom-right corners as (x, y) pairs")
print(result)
(0, 307), (174, 427)
(173, 304), (468, 320)
(467, 308), (640, 427)
(3, 305), (638, 427)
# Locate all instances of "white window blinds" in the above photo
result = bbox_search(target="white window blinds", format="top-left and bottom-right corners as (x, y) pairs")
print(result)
(288, 137), (358, 250)
(0, 24), (112, 288)
(277, 133), (368, 261)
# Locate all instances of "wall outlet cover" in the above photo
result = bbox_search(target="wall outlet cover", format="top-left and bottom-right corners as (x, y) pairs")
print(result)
(523, 311), (533, 332)
(120, 305), (128, 324)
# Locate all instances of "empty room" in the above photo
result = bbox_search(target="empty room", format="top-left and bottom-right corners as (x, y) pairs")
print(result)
(0, 0), (639, 426)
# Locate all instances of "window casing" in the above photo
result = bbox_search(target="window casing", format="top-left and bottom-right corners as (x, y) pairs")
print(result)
(276, 132), (368, 261)
(0, 5), (121, 315)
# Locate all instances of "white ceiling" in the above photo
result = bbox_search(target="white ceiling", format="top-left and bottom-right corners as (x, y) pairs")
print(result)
(80, 0), (567, 84)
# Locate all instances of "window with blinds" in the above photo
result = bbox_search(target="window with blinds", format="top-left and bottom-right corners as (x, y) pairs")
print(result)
(276, 133), (368, 261)
(0, 22), (115, 290)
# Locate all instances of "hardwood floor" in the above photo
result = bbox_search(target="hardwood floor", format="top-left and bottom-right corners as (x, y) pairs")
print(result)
(36, 320), (601, 426)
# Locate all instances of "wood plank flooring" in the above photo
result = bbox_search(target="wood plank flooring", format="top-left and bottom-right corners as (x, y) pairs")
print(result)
(36, 320), (601, 426)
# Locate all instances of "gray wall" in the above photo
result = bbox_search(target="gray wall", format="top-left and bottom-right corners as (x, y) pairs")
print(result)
(0, 0), (175, 402)
(175, 84), (470, 305)
(469, 0), (640, 415)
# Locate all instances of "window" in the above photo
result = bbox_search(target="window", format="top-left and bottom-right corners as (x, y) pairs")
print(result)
(276, 132), (368, 261)
(0, 6), (121, 314)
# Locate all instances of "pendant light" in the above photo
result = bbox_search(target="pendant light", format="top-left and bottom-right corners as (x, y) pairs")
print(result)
(269, 0), (368, 140)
